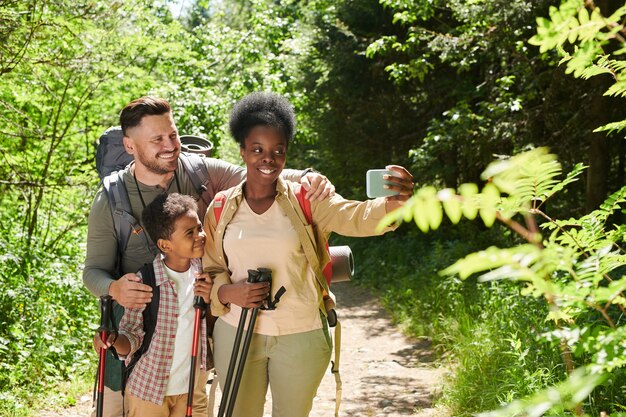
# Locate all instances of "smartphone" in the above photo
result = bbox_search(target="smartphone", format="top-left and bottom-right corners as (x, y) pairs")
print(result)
(366, 169), (400, 198)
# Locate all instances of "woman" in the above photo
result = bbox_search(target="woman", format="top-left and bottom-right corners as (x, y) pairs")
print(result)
(203, 92), (413, 417)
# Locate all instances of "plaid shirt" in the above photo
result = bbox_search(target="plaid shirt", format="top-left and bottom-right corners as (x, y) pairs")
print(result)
(119, 255), (207, 405)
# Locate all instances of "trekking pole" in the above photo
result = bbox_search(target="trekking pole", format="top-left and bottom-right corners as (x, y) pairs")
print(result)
(96, 295), (113, 417)
(216, 269), (260, 417)
(223, 269), (270, 417)
(225, 269), (288, 417)
(186, 282), (208, 417)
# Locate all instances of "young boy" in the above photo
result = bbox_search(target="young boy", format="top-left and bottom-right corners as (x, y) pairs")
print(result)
(95, 193), (212, 417)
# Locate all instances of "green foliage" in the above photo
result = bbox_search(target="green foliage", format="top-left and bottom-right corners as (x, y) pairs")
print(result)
(363, 0), (578, 194)
(529, 0), (626, 136)
(170, 0), (313, 154)
(390, 147), (626, 414)
(0, 201), (97, 415)
(477, 368), (606, 417)
(0, 0), (191, 412)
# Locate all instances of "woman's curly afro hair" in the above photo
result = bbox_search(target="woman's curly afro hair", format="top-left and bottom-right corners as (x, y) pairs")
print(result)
(229, 91), (296, 147)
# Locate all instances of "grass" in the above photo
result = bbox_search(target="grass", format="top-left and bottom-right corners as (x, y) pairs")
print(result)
(1, 368), (95, 417)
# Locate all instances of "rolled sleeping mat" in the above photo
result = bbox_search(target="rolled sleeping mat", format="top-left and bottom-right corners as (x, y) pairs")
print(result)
(181, 135), (214, 157)
(329, 245), (354, 283)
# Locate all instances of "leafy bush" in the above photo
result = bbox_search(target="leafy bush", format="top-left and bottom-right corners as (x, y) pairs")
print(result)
(0, 194), (96, 415)
(379, 148), (626, 415)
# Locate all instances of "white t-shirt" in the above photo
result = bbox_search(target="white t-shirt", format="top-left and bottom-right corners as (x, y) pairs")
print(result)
(221, 199), (322, 336)
(163, 262), (196, 396)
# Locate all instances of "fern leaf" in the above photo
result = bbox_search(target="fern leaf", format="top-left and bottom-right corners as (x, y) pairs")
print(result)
(579, 65), (613, 79)
(440, 244), (542, 280)
(537, 163), (586, 209)
(604, 80), (626, 97)
(482, 148), (564, 206)
(594, 119), (626, 134)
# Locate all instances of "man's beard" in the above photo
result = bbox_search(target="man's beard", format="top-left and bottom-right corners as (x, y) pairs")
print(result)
(135, 149), (179, 175)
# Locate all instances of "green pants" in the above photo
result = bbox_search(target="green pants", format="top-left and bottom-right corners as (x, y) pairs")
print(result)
(213, 318), (331, 417)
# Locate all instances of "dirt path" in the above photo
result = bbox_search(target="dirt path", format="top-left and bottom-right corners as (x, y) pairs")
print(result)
(43, 281), (448, 417)
(305, 282), (447, 417)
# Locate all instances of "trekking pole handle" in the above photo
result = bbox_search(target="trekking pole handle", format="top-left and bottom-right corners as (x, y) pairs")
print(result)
(247, 269), (261, 283)
(193, 278), (208, 311)
(98, 295), (113, 333)
(256, 268), (272, 283)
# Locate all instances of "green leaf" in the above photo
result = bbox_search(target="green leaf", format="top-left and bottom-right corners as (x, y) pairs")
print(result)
(412, 195), (430, 232)
(440, 244), (542, 280)
(458, 183), (479, 220)
(478, 182), (500, 227)
(578, 7), (589, 24)
(420, 186), (443, 230)
(438, 188), (462, 224)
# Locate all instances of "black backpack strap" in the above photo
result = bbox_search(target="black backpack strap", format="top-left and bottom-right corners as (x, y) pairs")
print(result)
(179, 153), (212, 205)
(102, 171), (158, 277)
(122, 263), (160, 394)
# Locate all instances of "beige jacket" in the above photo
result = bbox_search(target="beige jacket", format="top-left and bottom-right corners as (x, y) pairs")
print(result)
(202, 177), (397, 317)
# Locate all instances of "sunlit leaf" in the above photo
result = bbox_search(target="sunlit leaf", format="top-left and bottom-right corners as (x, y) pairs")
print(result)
(438, 188), (462, 224)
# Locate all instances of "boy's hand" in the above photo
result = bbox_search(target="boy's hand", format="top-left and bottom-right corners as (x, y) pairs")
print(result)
(109, 273), (152, 309)
(93, 331), (118, 354)
(301, 172), (335, 201)
(194, 272), (213, 304)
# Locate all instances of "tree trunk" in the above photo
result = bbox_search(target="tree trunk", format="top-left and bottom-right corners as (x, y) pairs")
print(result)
(585, 128), (609, 212)
(584, 0), (615, 212)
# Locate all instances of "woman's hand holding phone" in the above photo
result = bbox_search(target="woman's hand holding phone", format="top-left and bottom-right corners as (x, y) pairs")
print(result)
(366, 165), (414, 211)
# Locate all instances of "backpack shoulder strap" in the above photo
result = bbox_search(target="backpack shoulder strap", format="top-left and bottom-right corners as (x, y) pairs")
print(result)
(295, 184), (333, 286)
(295, 185), (342, 415)
(102, 171), (158, 276)
(180, 153), (212, 202)
(138, 263), (159, 353)
(295, 184), (312, 224)
(122, 262), (160, 394)
(213, 192), (227, 224)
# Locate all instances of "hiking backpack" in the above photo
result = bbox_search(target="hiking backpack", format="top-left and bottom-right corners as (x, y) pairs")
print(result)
(96, 126), (214, 180)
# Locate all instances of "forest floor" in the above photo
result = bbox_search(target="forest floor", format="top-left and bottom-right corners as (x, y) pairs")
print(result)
(42, 281), (449, 417)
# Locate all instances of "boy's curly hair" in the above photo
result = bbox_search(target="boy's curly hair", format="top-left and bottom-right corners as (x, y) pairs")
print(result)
(141, 193), (198, 243)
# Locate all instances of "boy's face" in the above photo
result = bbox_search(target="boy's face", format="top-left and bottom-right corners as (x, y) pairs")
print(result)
(161, 211), (206, 262)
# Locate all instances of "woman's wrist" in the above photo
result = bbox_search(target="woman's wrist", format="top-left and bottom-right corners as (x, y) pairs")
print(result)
(217, 285), (230, 307)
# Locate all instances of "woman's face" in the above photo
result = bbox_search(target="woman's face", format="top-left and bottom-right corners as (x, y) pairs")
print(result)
(240, 125), (287, 187)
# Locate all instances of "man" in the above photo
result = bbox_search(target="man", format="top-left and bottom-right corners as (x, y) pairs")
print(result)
(83, 96), (334, 417)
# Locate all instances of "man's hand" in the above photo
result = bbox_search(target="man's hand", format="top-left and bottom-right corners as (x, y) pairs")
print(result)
(108, 273), (152, 309)
(383, 165), (414, 212)
(301, 172), (335, 201)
